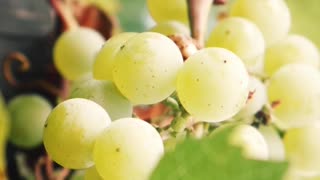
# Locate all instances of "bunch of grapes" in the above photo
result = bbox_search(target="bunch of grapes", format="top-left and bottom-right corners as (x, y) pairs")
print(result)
(1, 0), (320, 179)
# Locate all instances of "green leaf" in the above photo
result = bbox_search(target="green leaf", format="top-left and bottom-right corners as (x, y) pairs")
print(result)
(150, 125), (288, 180)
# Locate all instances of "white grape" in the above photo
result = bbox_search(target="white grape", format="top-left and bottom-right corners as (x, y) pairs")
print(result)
(93, 118), (164, 180)
(43, 98), (111, 169)
(266, 64), (320, 130)
(176, 48), (249, 122)
(112, 32), (183, 105)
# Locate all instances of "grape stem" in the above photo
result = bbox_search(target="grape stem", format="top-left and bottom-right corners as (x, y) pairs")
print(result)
(213, 0), (227, 5)
(187, 0), (213, 48)
(50, 0), (78, 31)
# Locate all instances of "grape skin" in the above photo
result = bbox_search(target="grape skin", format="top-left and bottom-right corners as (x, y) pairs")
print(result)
(93, 118), (164, 180)
(230, 0), (291, 46)
(176, 48), (249, 122)
(8, 94), (52, 149)
(69, 79), (133, 121)
(147, 0), (188, 24)
(149, 21), (190, 36)
(206, 17), (265, 74)
(112, 32), (183, 105)
(84, 166), (103, 180)
(93, 32), (138, 81)
(266, 64), (320, 130)
(43, 98), (111, 169)
(264, 34), (320, 76)
(54, 27), (105, 80)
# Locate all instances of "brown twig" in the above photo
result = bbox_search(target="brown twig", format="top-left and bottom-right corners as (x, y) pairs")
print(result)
(187, 0), (213, 48)
(50, 0), (78, 31)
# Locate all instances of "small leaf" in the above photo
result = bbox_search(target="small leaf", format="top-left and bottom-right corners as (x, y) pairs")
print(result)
(150, 125), (288, 180)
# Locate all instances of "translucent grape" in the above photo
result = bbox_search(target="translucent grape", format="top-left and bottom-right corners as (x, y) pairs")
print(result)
(93, 32), (137, 81)
(69, 79), (133, 120)
(43, 98), (111, 169)
(149, 21), (190, 36)
(284, 125), (320, 175)
(206, 17), (265, 74)
(112, 32), (183, 105)
(84, 166), (103, 180)
(8, 94), (52, 148)
(258, 125), (285, 161)
(93, 118), (164, 180)
(211, 124), (269, 160)
(147, 0), (188, 24)
(230, 0), (291, 46)
(267, 64), (320, 130)
(176, 48), (249, 122)
(234, 76), (267, 120)
(54, 27), (105, 80)
(264, 34), (320, 76)
(0, 92), (9, 172)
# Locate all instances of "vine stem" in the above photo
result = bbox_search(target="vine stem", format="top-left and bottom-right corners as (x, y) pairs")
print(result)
(187, 0), (213, 48)
(50, 0), (78, 31)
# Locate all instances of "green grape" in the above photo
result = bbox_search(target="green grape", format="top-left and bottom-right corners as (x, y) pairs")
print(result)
(93, 32), (138, 81)
(206, 17), (265, 74)
(8, 94), (52, 148)
(267, 64), (320, 130)
(43, 98), (111, 169)
(230, 0), (291, 46)
(112, 32), (183, 105)
(284, 125), (320, 175)
(149, 21), (190, 36)
(176, 48), (249, 122)
(54, 27), (105, 80)
(211, 124), (269, 160)
(69, 79), (133, 120)
(93, 118), (164, 180)
(258, 125), (285, 161)
(234, 76), (267, 121)
(264, 34), (320, 76)
(84, 166), (103, 180)
(285, 0), (320, 49)
(147, 0), (188, 24)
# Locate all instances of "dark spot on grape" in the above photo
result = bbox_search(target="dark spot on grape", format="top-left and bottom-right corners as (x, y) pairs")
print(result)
(200, 61), (204, 64)
(44, 123), (48, 128)
(152, 75), (155, 78)
(208, 104), (211, 107)
(151, 86), (155, 89)
(271, 100), (281, 108)
(120, 45), (125, 50)
(224, 60), (227, 63)
(116, 148), (120, 152)
(225, 30), (230, 35)
(196, 78), (200, 82)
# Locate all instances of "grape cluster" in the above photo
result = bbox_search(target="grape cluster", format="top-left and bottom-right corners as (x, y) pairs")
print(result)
(1, 0), (320, 179)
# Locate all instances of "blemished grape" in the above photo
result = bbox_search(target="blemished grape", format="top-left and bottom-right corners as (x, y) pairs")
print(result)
(54, 27), (105, 80)
(93, 118), (164, 180)
(264, 34), (320, 76)
(258, 125), (285, 161)
(211, 124), (269, 160)
(206, 17), (265, 74)
(267, 64), (320, 130)
(69, 79), (133, 120)
(176, 48), (249, 122)
(84, 166), (103, 180)
(43, 98), (111, 169)
(147, 0), (188, 24)
(8, 94), (52, 149)
(230, 0), (291, 46)
(284, 125), (320, 175)
(149, 21), (190, 36)
(93, 32), (138, 81)
(234, 76), (267, 121)
(112, 32), (183, 105)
